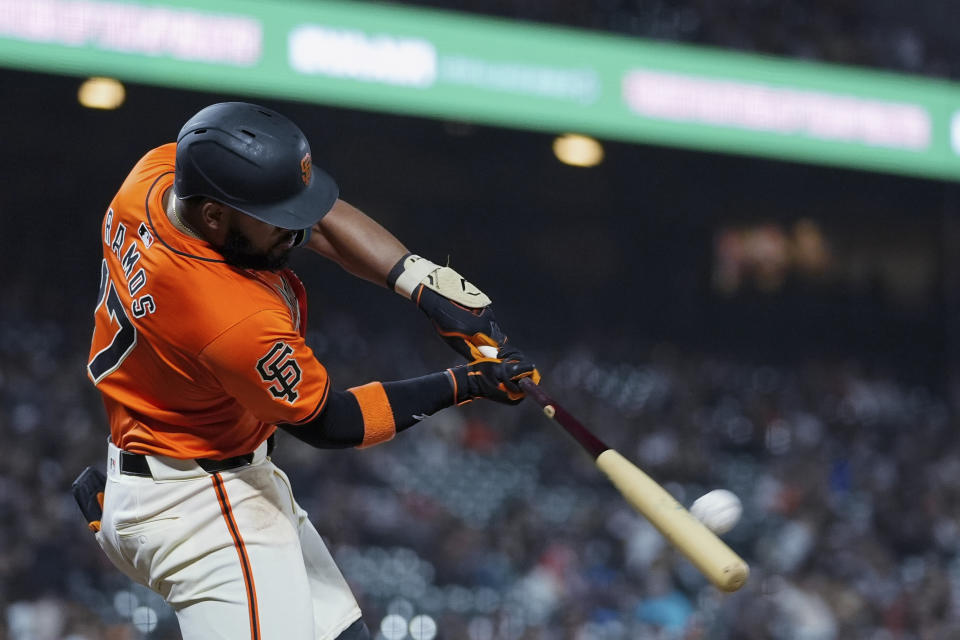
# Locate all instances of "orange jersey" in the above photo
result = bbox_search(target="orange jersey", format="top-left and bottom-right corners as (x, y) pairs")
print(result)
(88, 144), (329, 459)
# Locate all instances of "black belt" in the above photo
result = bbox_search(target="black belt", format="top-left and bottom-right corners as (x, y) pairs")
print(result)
(119, 434), (276, 478)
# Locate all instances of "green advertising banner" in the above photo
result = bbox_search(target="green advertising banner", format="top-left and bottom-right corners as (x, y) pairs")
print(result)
(2, 0), (960, 181)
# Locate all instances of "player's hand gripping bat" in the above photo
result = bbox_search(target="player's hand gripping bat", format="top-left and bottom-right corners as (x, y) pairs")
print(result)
(479, 345), (749, 592)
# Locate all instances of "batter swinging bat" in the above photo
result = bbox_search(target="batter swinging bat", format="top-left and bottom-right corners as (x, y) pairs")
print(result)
(514, 373), (750, 592)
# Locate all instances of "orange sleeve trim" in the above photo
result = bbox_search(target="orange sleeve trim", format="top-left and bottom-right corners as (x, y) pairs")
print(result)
(349, 382), (396, 449)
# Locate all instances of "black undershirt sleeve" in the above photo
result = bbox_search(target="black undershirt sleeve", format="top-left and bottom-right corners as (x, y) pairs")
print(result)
(280, 371), (455, 449)
(382, 372), (454, 431)
(280, 390), (364, 449)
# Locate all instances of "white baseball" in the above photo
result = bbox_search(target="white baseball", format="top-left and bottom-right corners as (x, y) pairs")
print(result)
(690, 489), (742, 535)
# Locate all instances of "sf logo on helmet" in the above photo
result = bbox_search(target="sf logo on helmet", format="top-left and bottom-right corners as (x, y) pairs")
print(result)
(300, 153), (312, 186)
(256, 342), (302, 403)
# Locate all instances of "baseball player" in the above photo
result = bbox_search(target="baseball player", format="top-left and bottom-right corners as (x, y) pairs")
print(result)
(72, 102), (539, 640)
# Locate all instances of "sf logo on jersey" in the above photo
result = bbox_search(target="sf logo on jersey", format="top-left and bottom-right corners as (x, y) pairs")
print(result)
(256, 341), (302, 403)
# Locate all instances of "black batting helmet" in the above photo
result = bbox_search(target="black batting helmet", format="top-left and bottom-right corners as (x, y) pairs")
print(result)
(174, 102), (338, 231)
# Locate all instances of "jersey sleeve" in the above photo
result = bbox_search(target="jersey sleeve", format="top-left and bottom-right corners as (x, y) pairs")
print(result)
(198, 309), (330, 425)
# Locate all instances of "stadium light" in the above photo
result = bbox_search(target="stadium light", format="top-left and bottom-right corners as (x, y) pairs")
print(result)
(78, 77), (126, 110)
(553, 133), (604, 167)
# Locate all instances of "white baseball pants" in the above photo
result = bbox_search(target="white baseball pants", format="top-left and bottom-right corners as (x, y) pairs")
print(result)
(96, 440), (362, 640)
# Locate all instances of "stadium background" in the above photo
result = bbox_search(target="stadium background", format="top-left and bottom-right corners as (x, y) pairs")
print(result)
(2, 1), (960, 638)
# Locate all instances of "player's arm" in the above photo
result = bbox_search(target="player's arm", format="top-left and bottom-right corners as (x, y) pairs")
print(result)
(199, 314), (537, 449)
(304, 199), (408, 286)
(305, 198), (522, 362)
(280, 350), (537, 449)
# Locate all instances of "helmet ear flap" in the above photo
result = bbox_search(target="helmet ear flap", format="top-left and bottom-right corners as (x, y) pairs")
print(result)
(293, 227), (312, 247)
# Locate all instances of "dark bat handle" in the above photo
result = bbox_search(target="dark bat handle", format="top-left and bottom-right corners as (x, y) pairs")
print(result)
(519, 378), (609, 459)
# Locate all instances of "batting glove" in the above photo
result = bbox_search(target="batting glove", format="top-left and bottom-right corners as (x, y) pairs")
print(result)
(387, 253), (506, 360)
(448, 346), (541, 405)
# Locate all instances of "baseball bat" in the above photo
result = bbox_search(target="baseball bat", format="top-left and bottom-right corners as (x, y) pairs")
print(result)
(517, 375), (750, 592)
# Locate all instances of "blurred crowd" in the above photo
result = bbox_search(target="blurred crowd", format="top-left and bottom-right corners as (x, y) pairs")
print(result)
(1, 295), (959, 640)
(389, 0), (958, 81)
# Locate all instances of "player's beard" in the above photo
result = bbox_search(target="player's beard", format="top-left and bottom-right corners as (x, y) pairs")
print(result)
(219, 224), (293, 271)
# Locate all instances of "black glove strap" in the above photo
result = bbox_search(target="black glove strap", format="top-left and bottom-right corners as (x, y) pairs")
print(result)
(386, 252), (415, 290)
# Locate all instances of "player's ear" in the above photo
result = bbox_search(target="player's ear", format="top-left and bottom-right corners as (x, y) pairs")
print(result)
(200, 200), (227, 231)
